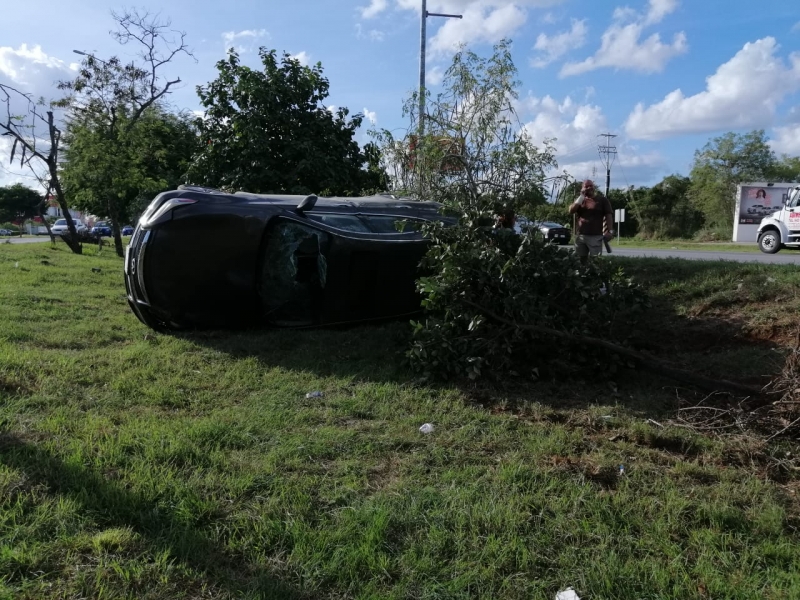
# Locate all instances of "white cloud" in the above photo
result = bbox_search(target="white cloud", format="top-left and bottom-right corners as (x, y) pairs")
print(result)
(625, 37), (800, 140)
(560, 0), (686, 77)
(558, 151), (666, 188)
(643, 0), (679, 26)
(522, 94), (608, 159)
(540, 12), (557, 24)
(355, 24), (385, 41)
(360, 0), (389, 19)
(291, 51), (311, 66)
(428, 4), (527, 56)
(531, 19), (587, 68)
(791, 21), (800, 33)
(0, 43), (76, 89)
(426, 65), (445, 85)
(222, 29), (269, 53)
(363, 107), (378, 124)
(390, 0), (565, 57)
(771, 124), (800, 156)
(0, 44), (75, 188)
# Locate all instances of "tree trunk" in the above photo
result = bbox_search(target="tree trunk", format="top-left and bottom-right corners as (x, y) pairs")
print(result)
(37, 205), (55, 244)
(49, 169), (82, 254)
(110, 216), (124, 258)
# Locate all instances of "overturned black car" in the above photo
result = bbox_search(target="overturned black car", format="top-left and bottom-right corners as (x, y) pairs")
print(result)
(124, 186), (450, 330)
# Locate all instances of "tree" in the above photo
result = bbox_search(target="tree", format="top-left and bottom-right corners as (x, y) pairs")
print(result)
(189, 49), (386, 196)
(373, 40), (555, 211)
(57, 9), (193, 256)
(0, 85), (82, 252)
(0, 184), (42, 223)
(62, 108), (198, 236)
(369, 42), (647, 382)
(689, 130), (776, 230)
(624, 175), (704, 239)
(767, 155), (800, 182)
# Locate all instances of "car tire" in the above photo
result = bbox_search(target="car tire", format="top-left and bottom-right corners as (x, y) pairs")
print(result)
(758, 230), (781, 254)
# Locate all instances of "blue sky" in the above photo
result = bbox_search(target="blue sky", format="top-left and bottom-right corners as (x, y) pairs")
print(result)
(1, 0), (799, 189)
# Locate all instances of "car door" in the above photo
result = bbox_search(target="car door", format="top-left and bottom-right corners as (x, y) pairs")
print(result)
(782, 189), (800, 237)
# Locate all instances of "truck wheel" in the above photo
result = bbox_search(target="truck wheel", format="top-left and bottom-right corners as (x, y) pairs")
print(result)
(758, 230), (781, 254)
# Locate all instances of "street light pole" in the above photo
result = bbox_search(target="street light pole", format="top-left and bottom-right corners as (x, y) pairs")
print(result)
(73, 50), (110, 65)
(416, 2), (461, 198)
(418, 3), (462, 137)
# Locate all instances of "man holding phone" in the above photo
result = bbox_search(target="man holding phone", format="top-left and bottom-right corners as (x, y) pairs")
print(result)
(568, 179), (614, 265)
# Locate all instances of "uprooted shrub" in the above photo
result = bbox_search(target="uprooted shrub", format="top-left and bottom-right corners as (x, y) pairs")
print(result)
(407, 206), (649, 381)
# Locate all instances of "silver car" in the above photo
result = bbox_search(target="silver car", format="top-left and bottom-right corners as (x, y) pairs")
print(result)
(50, 218), (88, 235)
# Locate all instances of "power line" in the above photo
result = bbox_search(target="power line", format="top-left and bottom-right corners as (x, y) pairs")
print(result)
(597, 132), (617, 197)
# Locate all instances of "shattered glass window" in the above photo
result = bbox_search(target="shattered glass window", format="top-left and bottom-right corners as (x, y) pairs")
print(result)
(260, 220), (329, 326)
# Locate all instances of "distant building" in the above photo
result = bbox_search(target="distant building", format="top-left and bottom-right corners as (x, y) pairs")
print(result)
(44, 195), (94, 225)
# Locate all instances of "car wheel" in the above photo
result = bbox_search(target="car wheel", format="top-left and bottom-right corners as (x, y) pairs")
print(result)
(758, 230), (781, 254)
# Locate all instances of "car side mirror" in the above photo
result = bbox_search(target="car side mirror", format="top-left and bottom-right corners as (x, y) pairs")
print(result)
(296, 194), (318, 214)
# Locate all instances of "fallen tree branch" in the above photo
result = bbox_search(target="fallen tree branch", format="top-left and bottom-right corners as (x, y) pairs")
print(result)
(464, 300), (764, 397)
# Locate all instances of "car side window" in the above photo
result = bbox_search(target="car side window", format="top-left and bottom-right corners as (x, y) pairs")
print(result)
(361, 215), (424, 234)
(306, 214), (371, 233)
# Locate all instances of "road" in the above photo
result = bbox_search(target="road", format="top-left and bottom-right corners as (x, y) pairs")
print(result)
(4, 236), (799, 263)
(609, 247), (800, 264)
(2, 236), (53, 244)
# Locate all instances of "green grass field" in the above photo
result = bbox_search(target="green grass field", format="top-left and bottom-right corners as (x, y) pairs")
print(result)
(1, 242), (798, 599)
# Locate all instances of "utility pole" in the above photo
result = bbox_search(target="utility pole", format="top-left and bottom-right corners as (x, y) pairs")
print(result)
(418, 2), (462, 138)
(597, 133), (617, 198)
(416, 1), (461, 198)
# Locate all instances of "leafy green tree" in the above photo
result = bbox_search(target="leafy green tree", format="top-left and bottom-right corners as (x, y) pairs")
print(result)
(0, 184), (42, 223)
(767, 155), (800, 182)
(372, 41), (646, 381)
(62, 108), (198, 237)
(189, 49), (386, 195)
(689, 130), (776, 229)
(626, 175), (704, 239)
(57, 9), (192, 256)
(373, 40), (554, 212)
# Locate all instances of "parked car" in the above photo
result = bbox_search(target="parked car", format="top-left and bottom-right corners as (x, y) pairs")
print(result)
(122, 225), (134, 236)
(91, 221), (113, 237)
(0, 229), (11, 236)
(514, 218), (572, 245)
(125, 186), (454, 330)
(51, 219), (88, 235)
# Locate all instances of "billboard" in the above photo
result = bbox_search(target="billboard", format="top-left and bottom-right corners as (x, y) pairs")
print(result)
(733, 182), (793, 243)
(737, 185), (787, 225)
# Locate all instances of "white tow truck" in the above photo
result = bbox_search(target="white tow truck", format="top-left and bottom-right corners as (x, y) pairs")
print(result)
(756, 184), (800, 254)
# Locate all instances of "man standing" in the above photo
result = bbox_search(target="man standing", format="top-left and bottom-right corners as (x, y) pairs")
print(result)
(568, 179), (613, 265)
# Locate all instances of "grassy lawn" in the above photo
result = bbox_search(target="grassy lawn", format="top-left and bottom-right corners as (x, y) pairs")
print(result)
(1, 243), (798, 599)
(614, 239), (762, 253)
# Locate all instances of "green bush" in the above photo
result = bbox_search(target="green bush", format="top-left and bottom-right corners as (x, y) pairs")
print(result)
(408, 209), (649, 381)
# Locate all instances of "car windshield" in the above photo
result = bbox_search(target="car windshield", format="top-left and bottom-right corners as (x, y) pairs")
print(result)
(540, 222), (564, 228)
(54, 219), (66, 226)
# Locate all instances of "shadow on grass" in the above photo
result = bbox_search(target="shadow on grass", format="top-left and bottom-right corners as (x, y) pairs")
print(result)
(0, 432), (300, 599)
(175, 256), (790, 416)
